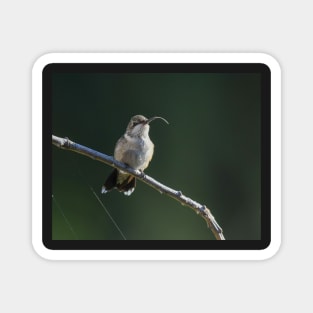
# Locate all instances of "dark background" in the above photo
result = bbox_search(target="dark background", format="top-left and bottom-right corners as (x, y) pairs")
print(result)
(52, 71), (261, 240)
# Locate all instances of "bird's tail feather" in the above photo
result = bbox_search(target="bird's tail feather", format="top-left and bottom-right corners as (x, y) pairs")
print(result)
(101, 169), (136, 196)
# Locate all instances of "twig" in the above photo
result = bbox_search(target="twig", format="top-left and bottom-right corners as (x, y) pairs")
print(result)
(52, 134), (225, 240)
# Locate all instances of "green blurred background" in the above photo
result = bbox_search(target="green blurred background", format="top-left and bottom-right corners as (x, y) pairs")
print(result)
(52, 71), (261, 240)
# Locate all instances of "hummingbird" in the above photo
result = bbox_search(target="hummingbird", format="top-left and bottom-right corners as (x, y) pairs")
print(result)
(101, 115), (169, 196)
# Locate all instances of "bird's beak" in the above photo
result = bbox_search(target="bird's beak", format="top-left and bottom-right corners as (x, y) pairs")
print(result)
(146, 116), (169, 125)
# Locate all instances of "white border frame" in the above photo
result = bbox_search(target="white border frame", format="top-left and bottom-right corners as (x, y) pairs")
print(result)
(32, 53), (281, 260)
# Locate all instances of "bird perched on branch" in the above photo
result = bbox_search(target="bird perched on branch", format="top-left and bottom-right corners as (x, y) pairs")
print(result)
(101, 114), (169, 196)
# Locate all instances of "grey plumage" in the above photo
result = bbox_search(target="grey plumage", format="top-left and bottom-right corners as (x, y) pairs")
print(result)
(101, 115), (168, 196)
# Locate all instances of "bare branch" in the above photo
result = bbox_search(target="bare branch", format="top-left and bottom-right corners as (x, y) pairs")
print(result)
(52, 134), (225, 240)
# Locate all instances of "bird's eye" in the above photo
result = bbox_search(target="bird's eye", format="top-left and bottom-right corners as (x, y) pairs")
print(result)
(133, 120), (145, 127)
